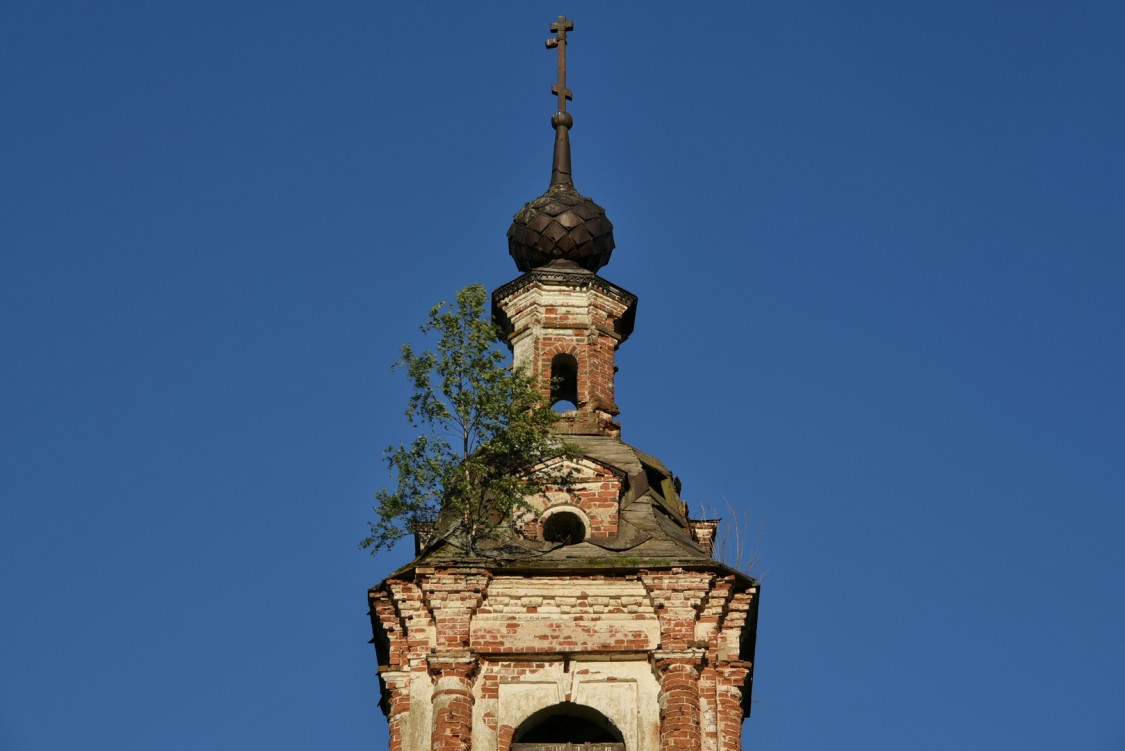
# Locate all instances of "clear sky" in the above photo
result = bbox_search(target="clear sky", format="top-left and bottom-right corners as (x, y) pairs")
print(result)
(2, 2), (1123, 750)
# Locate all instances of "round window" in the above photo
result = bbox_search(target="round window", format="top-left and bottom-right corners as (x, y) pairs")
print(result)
(542, 511), (586, 545)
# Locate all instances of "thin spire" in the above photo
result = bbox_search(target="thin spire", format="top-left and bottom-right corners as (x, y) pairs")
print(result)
(545, 15), (575, 188)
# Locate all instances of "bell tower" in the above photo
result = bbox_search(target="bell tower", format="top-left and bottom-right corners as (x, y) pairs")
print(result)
(496, 14), (633, 438)
(369, 17), (759, 751)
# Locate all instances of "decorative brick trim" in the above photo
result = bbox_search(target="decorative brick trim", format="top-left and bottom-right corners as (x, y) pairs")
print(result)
(493, 270), (638, 325)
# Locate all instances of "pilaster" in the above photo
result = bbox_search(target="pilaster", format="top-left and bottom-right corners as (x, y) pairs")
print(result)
(429, 655), (478, 751)
(653, 650), (706, 751)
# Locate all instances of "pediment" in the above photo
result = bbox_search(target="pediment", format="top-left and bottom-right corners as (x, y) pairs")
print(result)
(529, 455), (623, 485)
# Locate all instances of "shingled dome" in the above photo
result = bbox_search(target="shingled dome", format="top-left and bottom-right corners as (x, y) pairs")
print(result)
(508, 184), (615, 272)
(508, 30), (616, 276)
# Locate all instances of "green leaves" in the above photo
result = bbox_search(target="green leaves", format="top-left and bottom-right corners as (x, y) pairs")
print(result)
(362, 284), (564, 555)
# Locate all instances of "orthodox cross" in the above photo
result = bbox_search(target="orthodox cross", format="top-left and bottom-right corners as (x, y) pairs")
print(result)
(545, 15), (574, 113)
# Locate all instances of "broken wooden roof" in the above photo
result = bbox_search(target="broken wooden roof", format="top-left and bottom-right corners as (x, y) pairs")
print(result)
(387, 435), (754, 585)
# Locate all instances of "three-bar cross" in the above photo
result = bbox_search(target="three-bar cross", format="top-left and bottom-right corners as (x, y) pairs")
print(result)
(545, 15), (574, 113)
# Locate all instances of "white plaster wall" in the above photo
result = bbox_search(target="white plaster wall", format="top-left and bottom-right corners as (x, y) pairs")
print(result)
(402, 670), (434, 751)
(477, 658), (661, 751)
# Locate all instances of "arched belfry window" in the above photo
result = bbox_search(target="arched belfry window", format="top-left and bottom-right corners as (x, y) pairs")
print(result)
(512, 702), (625, 751)
(550, 353), (579, 411)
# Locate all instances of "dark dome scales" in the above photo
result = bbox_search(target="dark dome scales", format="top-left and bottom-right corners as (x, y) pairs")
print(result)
(508, 184), (615, 273)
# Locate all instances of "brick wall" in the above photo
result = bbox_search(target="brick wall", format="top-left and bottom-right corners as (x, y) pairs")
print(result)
(494, 276), (637, 437)
(513, 459), (623, 542)
(369, 568), (756, 751)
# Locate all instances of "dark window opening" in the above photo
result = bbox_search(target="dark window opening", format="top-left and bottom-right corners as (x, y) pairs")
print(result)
(513, 702), (624, 746)
(550, 353), (579, 411)
(542, 511), (586, 545)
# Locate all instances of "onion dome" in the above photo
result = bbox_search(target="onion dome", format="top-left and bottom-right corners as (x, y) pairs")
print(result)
(507, 177), (615, 273)
(507, 19), (615, 273)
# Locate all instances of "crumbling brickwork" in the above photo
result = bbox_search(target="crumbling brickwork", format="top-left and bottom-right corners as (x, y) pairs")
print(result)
(513, 458), (623, 541)
(373, 40), (759, 747)
(493, 270), (637, 438)
(370, 567), (757, 751)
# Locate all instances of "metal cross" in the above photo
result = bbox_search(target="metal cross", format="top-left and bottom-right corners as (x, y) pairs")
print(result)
(545, 15), (574, 113)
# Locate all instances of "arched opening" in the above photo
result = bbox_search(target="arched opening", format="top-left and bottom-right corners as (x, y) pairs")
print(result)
(542, 510), (587, 545)
(512, 702), (624, 750)
(550, 353), (579, 411)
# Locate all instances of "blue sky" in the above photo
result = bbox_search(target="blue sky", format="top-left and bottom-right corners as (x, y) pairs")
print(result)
(2, 2), (1123, 749)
